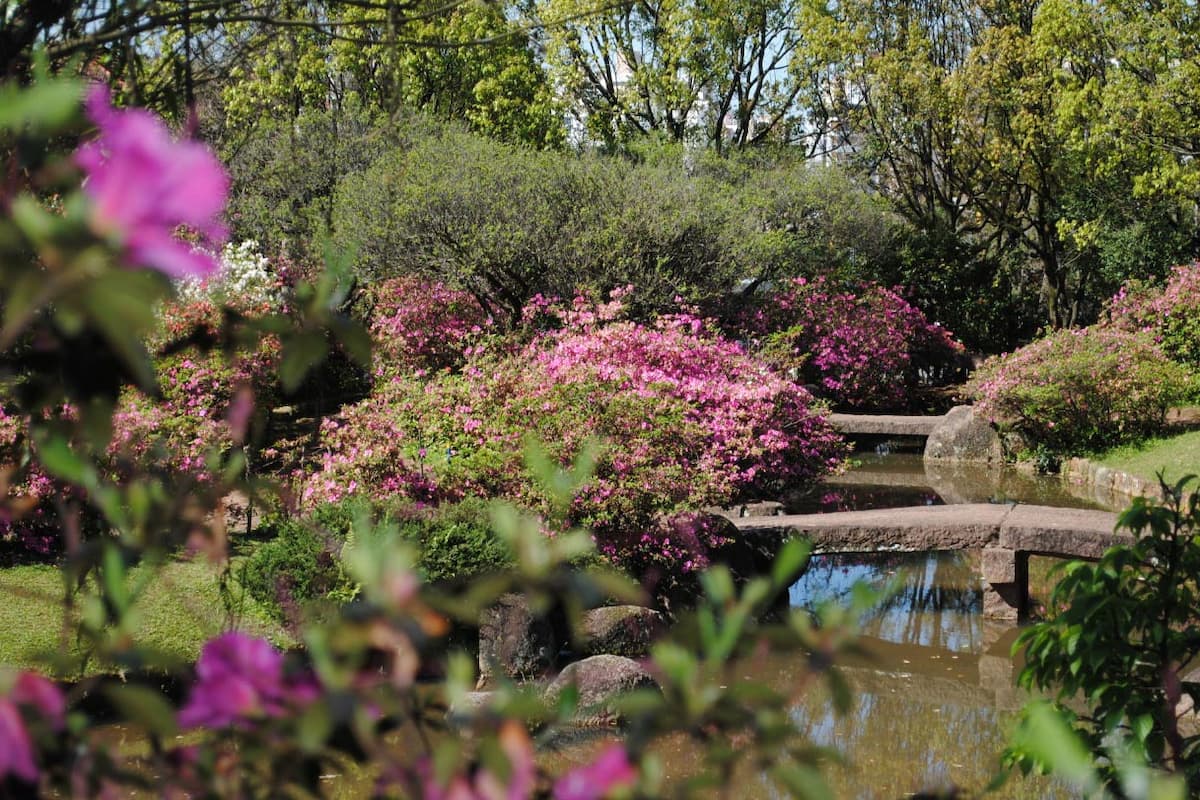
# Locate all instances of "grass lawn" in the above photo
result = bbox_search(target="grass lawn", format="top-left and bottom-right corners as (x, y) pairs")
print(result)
(0, 555), (286, 675)
(1094, 429), (1200, 488)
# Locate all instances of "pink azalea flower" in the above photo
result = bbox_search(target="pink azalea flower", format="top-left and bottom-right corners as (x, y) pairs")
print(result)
(10, 672), (66, 725)
(0, 700), (37, 783)
(178, 633), (313, 728)
(75, 86), (229, 279)
(552, 744), (638, 800)
(0, 671), (65, 783)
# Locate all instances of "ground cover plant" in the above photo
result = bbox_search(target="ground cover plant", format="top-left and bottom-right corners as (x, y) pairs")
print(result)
(1095, 431), (1200, 488)
(0, 560), (283, 671)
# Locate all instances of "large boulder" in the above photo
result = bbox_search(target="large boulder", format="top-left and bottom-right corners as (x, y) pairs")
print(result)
(924, 405), (1003, 465)
(478, 593), (557, 686)
(544, 655), (658, 721)
(447, 691), (497, 726)
(577, 606), (665, 658)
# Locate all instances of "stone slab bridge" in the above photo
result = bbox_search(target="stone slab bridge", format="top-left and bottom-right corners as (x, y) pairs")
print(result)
(733, 503), (1128, 621)
(828, 413), (944, 437)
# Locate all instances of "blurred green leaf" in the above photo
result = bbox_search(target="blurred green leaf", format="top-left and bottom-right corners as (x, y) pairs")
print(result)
(279, 331), (329, 393)
(33, 432), (91, 485)
(81, 270), (165, 392)
(296, 702), (333, 753)
(772, 538), (812, 589)
(1011, 702), (1101, 794)
(103, 684), (179, 739)
(0, 76), (82, 132)
(772, 762), (834, 800)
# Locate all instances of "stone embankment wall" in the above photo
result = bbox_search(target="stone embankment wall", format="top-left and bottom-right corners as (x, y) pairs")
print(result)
(1060, 458), (1166, 506)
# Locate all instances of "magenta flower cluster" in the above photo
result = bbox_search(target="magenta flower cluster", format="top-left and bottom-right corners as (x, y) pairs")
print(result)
(178, 632), (315, 729)
(0, 671), (65, 783)
(737, 277), (964, 409)
(368, 276), (495, 377)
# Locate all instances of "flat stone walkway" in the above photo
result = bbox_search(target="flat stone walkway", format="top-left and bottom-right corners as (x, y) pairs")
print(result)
(733, 503), (1127, 560)
(828, 413), (946, 437)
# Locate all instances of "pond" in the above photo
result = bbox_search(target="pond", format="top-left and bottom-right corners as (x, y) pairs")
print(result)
(784, 549), (1063, 798)
(653, 453), (1108, 797)
(546, 550), (1069, 798)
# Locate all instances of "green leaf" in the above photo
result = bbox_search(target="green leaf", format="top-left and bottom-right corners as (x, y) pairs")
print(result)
(33, 433), (91, 485)
(331, 317), (373, 368)
(700, 567), (734, 606)
(771, 763), (833, 800)
(826, 668), (853, 714)
(1011, 702), (1101, 794)
(101, 544), (130, 618)
(772, 538), (812, 589)
(81, 271), (165, 392)
(103, 684), (178, 738)
(1132, 713), (1154, 744)
(0, 77), (82, 132)
(296, 702), (333, 752)
(279, 331), (329, 393)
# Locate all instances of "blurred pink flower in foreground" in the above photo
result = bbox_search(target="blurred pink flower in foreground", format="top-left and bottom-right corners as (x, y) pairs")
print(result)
(552, 744), (637, 800)
(0, 671), (65, 783)
(75, 86), (229, 279)
(178, 633), (315, 728)
(417, 720), (536, 800)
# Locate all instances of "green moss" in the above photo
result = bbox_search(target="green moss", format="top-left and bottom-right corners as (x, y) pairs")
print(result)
(1093, 429), (1200, 487)
(0, 559), (286, 675)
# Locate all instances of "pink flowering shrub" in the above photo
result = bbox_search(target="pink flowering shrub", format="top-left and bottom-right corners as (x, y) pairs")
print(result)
(739, 277), (965, 409)
(110, 297), (281, 479)
(967, 327), (1192, 456)
(1107, 262), (1200, 377)
(307, 296), (845, 573)
(367, 276), (495, 377)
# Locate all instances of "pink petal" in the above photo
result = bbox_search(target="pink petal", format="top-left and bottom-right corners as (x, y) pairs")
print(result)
(10, 673), (65, 729)
(125, 229), (220, 280)
(0, 699), (38, 784)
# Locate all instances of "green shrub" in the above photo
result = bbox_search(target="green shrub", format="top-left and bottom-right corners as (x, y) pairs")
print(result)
(394, 498), (514, 584)
(968, 327), (1192, 458)
(239, 518), (350, 622)
(242, 498), (514, 619)
(1008, 477), (1200, 795)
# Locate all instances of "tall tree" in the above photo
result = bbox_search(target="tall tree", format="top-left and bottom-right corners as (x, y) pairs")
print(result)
(798, 0), (1197, 330)
(540, 0), (816, 150)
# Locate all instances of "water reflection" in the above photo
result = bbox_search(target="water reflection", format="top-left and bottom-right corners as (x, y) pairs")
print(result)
(785, 452), (1114, 513)
(790, 552), (981, 652)
(782, 551), (1067, 799)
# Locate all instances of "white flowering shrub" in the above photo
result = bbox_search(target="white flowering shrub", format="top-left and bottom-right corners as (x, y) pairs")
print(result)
(177, 240), (284, 310)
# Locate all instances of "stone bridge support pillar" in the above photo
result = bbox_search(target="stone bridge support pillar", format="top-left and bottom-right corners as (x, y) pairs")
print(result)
(981, 546), (1028, 621)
